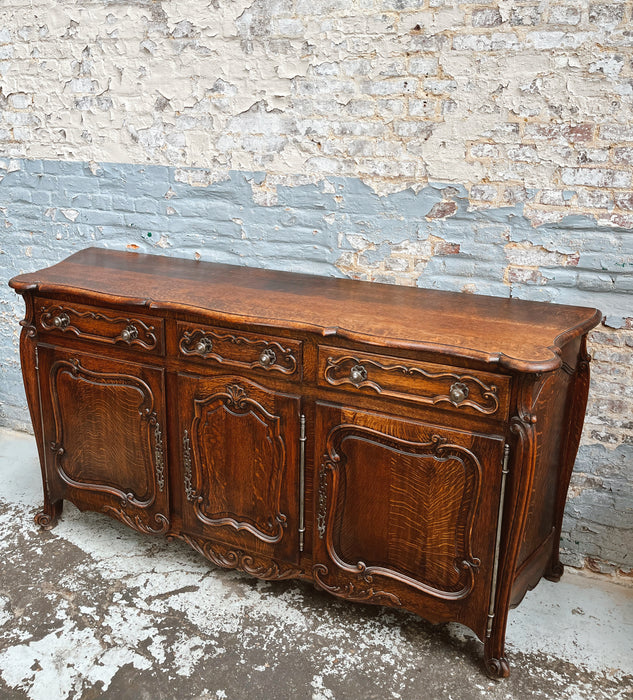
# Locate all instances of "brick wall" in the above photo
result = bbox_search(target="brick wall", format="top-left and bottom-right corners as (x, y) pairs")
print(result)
(0, 0), (631, 575)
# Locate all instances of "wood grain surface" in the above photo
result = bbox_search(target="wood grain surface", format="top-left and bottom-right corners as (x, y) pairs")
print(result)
(10, 247), (601, 372)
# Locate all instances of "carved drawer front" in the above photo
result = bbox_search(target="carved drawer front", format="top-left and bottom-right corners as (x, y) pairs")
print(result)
(37, 298), (164, 355)
(318, 345), (510, 418)
(176, 321), (302, 380)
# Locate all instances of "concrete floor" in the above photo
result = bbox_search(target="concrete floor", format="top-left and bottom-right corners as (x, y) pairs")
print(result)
(0, 428), (631, 700)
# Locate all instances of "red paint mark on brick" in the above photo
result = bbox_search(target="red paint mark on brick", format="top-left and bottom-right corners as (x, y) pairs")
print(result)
(506, 267), (546, 284)
(615, 192), (633, 211)
(525, 123), (594, 142)
(434, 241), (460, 255)
(610, 213), (633, 228)
(426, 200), (458, 219)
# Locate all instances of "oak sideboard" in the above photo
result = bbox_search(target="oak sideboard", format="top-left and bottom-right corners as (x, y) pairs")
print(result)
(10, 247), (601, 678)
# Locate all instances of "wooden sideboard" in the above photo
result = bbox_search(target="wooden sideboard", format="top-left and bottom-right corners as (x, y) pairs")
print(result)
(9, 247), (601, 678)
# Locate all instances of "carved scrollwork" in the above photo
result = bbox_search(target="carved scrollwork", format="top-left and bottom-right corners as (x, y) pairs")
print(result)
(224, 383), (249, 411)
(179, 327), (298, 375)
(317, 462), (330, 539)
(103, 506), (170, 535)
(21, 319), (38, 339)
(324, 354), (500, 414)
(151, 418), (165, 493)
(17, 292), (38, 339)
(183, 429), (197, 502)
(313, 564), (402, 606)
(39, 304), (158, 349)
(180, 535), (304, 581)
(34, 510), (57, 530)
(187, 381), (289, 544)
(484, 655), (510, 680)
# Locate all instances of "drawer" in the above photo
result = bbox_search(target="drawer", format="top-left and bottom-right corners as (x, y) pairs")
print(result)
(36, 299), (164, 355)
(176, 321), (302, 379)
(318, 345), (510, 418)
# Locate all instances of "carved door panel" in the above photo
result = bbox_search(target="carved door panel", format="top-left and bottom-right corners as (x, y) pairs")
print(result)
(38, 345), (170, 534)
(177, 373), (301, 564)
(313, 402), (505, 632)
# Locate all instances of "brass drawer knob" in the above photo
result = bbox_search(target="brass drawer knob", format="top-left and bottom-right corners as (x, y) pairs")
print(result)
(349, 364), (367, 385)
(449, 382), (469, 404)
(259, 348), (277, 366)
(52, 313), (70, 329)
(195, 337), (213, 355)
(121, 325), (138, 343)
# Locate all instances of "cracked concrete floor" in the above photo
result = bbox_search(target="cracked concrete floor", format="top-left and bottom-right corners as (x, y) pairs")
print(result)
(0, 428), (631, 700)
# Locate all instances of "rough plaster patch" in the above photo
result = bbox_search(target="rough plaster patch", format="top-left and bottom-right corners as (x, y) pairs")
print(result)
(0, 617), (152, 698)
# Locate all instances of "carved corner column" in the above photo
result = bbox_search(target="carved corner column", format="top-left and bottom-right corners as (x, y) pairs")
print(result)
(16, 290), (63, 530)
(483, 373), (542, 679)
(545, 336), (592, 582)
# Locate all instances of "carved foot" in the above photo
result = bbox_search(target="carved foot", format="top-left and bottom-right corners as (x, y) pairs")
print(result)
(484, 656), (510, 680)
(34, 500), (63, 530)
(544, 560), (564, 583)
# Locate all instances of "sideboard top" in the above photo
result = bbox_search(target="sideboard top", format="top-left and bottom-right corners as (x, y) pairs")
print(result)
(10, 247), (601, 372)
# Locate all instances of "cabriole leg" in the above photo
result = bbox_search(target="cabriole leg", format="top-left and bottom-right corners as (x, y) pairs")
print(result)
(35, 497), (63, 530)
(484, 635), (510, 680)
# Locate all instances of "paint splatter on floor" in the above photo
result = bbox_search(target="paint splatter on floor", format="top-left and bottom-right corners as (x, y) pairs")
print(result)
(0, 429), (631, 700)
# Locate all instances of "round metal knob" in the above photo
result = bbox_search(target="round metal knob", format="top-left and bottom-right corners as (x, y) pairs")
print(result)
(349, 364), (367, 385)
(259, 348), (276, 366)
(196, 338), (213, 355)
(121, 325), (138, 343)
(52, 313), (69, 329)
(449, 382), (469, 404)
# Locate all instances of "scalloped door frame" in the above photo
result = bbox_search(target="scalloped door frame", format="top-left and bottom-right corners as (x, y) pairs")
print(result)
(313, 401), (505, 636)
(37, 345), (170, 534)
(177, 372), (301, 564)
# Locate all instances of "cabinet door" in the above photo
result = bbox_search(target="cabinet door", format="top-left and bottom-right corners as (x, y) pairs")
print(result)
(38, 345), (169, 534)
(177, 373), (301, 564)
(313, 402), (505, 634)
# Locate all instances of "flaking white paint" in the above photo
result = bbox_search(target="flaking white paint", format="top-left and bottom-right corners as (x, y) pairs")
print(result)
(1, 0), (632, 222)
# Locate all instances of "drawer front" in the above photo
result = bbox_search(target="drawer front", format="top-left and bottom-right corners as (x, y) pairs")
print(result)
(176, 321), (302, 379)
(318, 345), (510, 418)
(37, 299), (164, 355)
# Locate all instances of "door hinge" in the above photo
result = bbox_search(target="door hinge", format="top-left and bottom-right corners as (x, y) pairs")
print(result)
(299, 414), (306, 552)
(486, 443), (510, 638)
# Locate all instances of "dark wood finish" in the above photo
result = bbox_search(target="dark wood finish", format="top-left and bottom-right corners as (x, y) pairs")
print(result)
(12, 247), (600, 372)
(36, 296), (164, 354)
(176, 320), (302, 379)
(318, 344), (510, 417)
(177, 372), (301, 563)
(36, 345), (169, 534)
(9, 247), (601, 679)
(313, 402), (504, 637)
